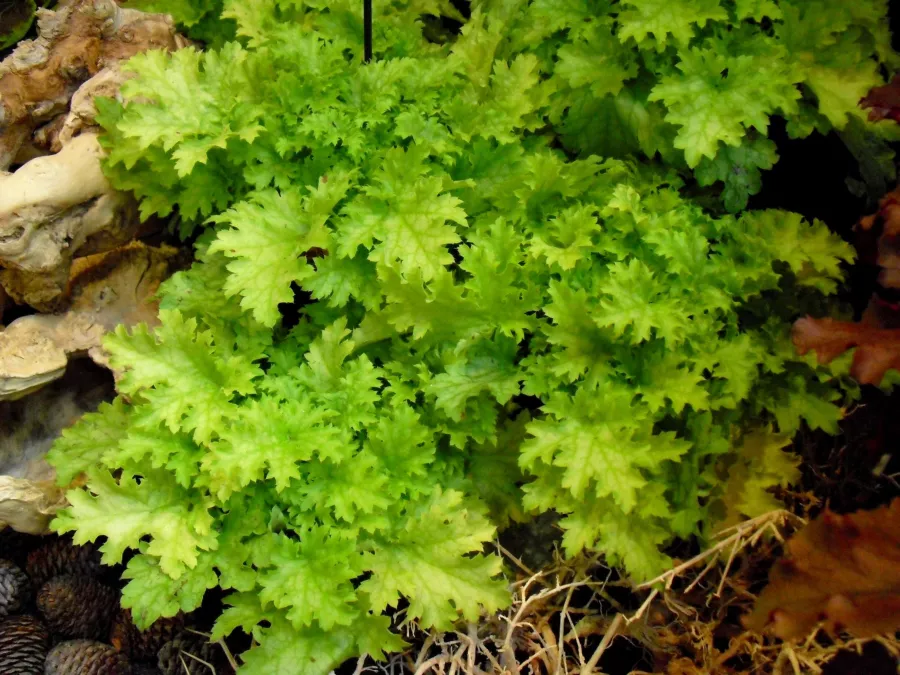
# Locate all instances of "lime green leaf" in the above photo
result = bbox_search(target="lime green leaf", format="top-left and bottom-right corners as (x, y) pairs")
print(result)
(427, 338), (522, 417)
(560, 493), (672, 582)
(364, 405), (436, 497)
(203, 396), (350, 499)
(105, 310), (261, 444)
(360, 489), (508, 630)
(617, 0), (728, 51)
(521, 388), (690, 511)
(47, 400), (130, 485)
(255, 531), (360, 630)
(208, 184), (341, 327)
(529, 204), (602, 270)
(353, 612), (408, 661)
(289, 448), (393, 524)
(744, 210), (856, 292)
(339, 149), (467, 281)
(555, 25), (638, 98)
(212, 592), (272, 641)
(806, 64), (882, 130)
(649, 45), (800, 166)
(241, 616), (356, 675)
(306, 252), (381, 309)
(637, 352), (709, 413)
(121, 551), (219, 629)
(52, 470), (216, 578)
(593, 259), (689, 344)
(113, 425), (204, 488)
(734, 0), (781, 21)
(118, 45), (264, 175)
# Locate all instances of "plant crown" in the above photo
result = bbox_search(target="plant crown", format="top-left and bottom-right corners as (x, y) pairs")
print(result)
(47, 0), (893, 672)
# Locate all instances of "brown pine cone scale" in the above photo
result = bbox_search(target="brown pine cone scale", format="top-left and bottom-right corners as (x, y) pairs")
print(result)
(46, 640), (132, 675)
(132, 664), (162, 675)
(26, 538), (102, 587)
(110, 609), (185, 661)
(0, 559), (30, 618)
(157, 631), (218, 675)
(37, 575), (118, 639)
(0, 615), (50, 675)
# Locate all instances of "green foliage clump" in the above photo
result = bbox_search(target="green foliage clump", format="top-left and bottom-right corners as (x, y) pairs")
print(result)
(121, 0), (237, 48)
(101, 0), (900, 217)
(47, 0), (890, 672)
(491, 0), (899, 210)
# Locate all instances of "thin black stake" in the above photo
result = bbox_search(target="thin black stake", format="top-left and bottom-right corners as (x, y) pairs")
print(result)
(363, 0), (373, 62)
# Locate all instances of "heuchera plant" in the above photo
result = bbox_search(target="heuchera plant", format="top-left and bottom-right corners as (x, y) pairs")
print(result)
(46, 0), (892, 672)
(503, 0), (900, 210)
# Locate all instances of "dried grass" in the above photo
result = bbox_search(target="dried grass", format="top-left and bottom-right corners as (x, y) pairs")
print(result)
(171, 628), (239, 674)
(350, 509), (899, 675)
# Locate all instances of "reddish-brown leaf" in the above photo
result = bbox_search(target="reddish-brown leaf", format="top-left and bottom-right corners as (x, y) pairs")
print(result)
(860, 74), (900, 123)
(744, 499), (900, 639)
(857, 187), (900, 291)
(792, 316), (900, 385)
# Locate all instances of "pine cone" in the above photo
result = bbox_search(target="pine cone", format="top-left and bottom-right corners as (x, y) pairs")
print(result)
(45, 640), (132, 675)
(110, 609), (185, 661)
(0, 559), (30, 618)
(26, 537), (102, 587)
(37, 575), (118, 639)
(0, 615), (50, 675)
(132, 664), (162, 675)
(157, 632), (217, 675)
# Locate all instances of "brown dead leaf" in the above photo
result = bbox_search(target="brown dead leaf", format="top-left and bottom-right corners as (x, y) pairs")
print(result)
(744, 498), (900, 640)
(860, 74), (900, 124)
(858, 186), (900, 292)
(792, 179), (900, 385)
(792, 316), (900, 385)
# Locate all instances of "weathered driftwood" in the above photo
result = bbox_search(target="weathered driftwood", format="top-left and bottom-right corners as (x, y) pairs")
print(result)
(0, 241), (181, 400)
(0, 0), (190, 534)
(0, 132), (142, 310)
(0, 0), (185, 311)
(56, 66), (129, 150)
(0, 359), (113, 533)
(0, 476), (69, 533)
(0, 0), (182, 170)
(0, 239), (178, 533)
